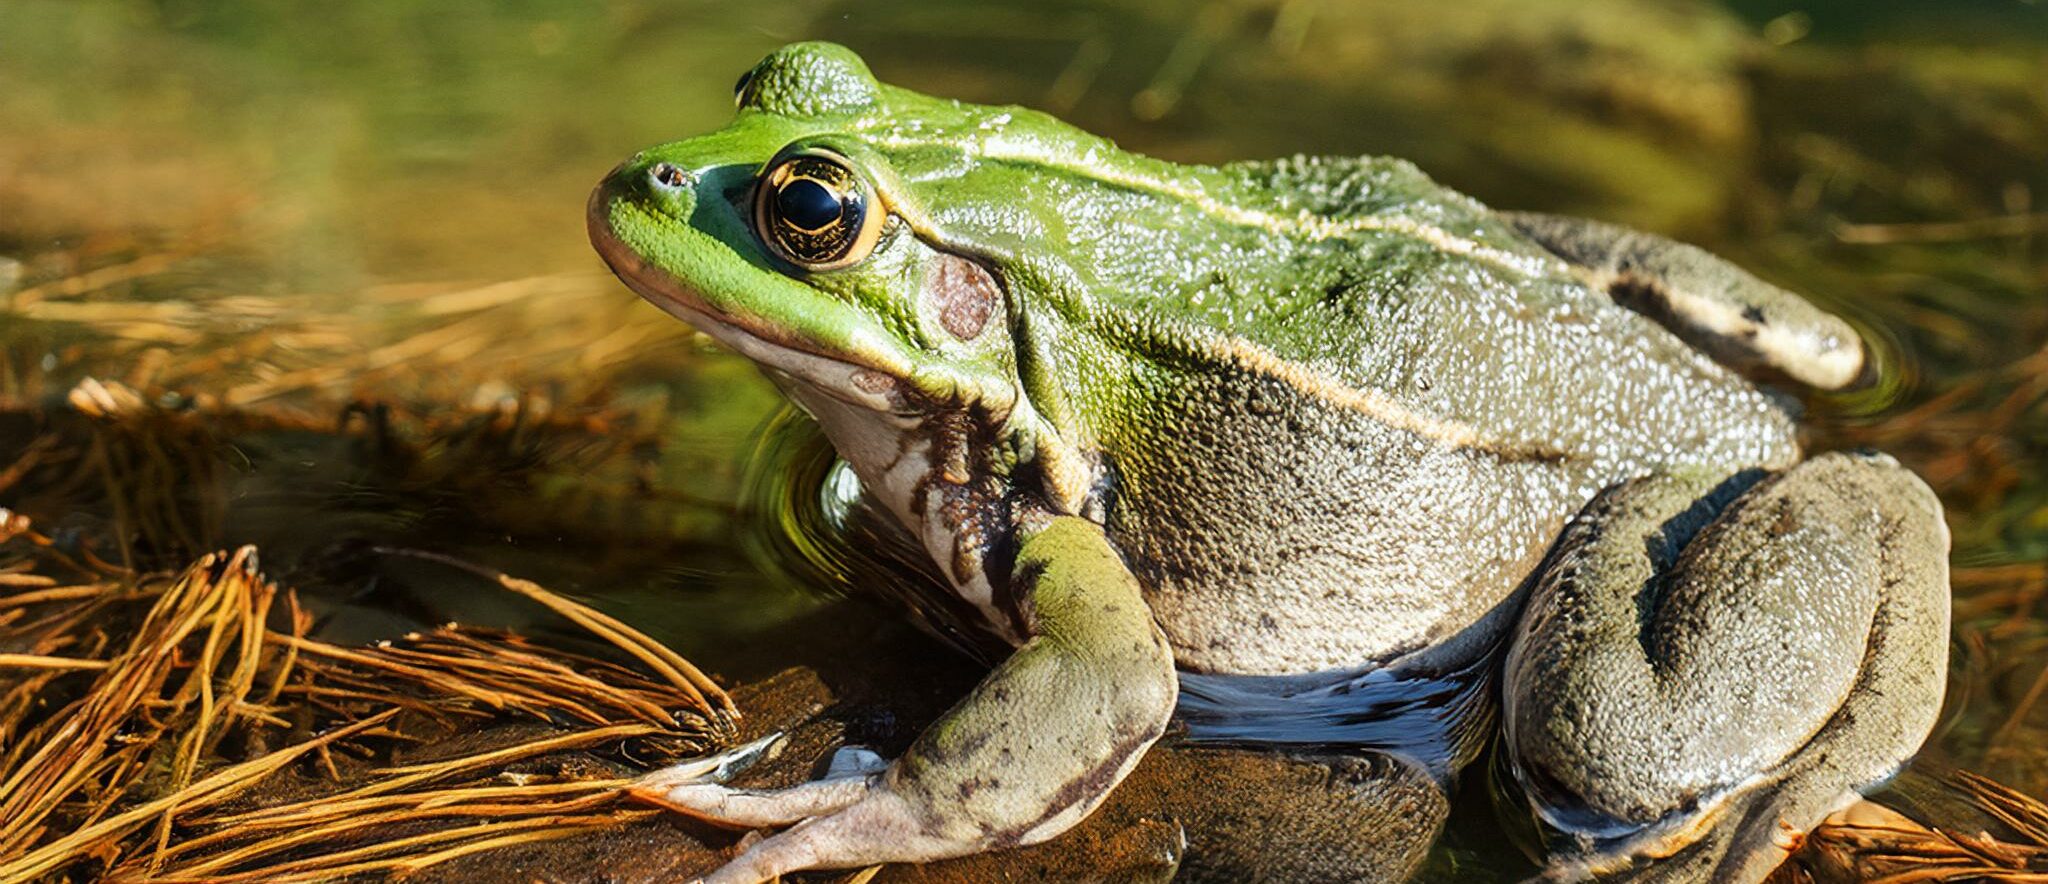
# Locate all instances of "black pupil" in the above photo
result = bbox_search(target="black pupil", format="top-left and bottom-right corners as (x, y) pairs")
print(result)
(777, 179), (843, 232)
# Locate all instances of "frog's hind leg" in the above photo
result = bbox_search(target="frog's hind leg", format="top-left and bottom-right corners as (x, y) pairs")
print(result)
(1503, 212), (1867, 391)
(1504, 452), (1950, 883)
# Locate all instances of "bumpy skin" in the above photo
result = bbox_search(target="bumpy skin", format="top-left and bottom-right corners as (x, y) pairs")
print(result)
(1504, 453), (1950, 880)
(636, 518), (1176, 883)
(590, 43), (1951, 883)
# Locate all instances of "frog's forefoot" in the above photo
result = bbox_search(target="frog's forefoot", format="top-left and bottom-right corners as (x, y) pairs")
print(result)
(639, 775), (940, 884)
(1505, 452), (1951, 883)
(636, 517), (1179, 884)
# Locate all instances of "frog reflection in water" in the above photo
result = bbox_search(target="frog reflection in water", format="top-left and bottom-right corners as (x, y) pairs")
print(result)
(589, 43), (1951, 883)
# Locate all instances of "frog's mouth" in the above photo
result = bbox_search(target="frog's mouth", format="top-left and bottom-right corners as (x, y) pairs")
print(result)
(592, 184), (979, 599)
(588, 189), (919, 419)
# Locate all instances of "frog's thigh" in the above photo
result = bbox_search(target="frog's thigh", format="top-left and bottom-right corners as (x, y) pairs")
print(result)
(1504, 452), (1949, 882)
(1504, 211), (1866, 390)
(650, 516), (1179, 884)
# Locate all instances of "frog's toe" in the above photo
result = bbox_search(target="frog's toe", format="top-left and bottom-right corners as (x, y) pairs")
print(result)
(667, 778), (1039, 884)
(631, 775), (872, 830)
(635, 731), (785, 794)
(684, 793), (920, 884)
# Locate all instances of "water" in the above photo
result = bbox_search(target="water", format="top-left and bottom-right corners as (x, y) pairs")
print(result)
(2, 0), (2044, 878)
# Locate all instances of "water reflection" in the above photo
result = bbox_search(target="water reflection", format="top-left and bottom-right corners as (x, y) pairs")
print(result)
(1178, 646), (1498, 782)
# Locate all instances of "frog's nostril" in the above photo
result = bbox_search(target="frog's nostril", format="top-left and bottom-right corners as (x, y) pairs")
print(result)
(650, 162), (690, 190)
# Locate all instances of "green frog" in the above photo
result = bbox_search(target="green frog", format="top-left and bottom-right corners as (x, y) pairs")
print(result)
(590, 42), (1951, 883)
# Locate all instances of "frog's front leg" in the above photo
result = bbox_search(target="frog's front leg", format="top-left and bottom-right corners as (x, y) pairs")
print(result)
(1505, 452), (1950, 882)
(637, 516), (1179, 884)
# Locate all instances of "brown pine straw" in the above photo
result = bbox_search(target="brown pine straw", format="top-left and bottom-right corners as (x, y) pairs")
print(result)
(1775, 772), (2048, 883)
(0, 653), (109, 670)
(1, 710), (402, 882)
(375, 546), (741, 728)
(0, 513), (734, 883)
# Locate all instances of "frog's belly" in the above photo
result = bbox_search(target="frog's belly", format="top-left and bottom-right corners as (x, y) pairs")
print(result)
(1104, 399), (1596, 677)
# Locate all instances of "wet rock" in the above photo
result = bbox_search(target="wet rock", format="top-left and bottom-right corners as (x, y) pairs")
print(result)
(420, 602), (1447, 883)
(1023, 745), (1444, 884)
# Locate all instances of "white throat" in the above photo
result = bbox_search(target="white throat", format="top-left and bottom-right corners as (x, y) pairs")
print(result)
(775, 375), (1019, 642)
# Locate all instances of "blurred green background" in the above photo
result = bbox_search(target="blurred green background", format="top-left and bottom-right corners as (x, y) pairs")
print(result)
(1, 0), (2045, 874)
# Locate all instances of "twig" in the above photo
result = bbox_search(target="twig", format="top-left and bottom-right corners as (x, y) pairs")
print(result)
(373, 547), (737, 723)
(0, 653), (111, 671)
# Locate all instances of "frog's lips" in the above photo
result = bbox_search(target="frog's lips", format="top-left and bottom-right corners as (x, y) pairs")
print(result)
(589, 216), (912, 417)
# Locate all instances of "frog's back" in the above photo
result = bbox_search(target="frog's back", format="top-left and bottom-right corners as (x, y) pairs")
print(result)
(1043, 155), (1801, 675)
(1068, 155), (1795, 475)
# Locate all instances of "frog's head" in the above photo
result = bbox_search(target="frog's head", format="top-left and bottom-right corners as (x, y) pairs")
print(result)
(590, 42), (1160, 511)
(590, 43), (1001, 417)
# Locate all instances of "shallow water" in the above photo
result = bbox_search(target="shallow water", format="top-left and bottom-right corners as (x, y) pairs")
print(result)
(2, 0), (2045, 878)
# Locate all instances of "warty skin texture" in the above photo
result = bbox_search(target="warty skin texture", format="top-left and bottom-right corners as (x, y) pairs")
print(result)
(591, 42), (1950, 884)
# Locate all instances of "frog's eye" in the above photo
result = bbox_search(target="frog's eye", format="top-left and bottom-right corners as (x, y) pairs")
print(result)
(753, 148), (885, 271)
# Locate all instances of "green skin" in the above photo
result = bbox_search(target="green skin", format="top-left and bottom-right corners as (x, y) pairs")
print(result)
(594, 43), (1951, 884)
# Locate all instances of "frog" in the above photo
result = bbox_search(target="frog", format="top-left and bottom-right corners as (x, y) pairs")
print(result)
(588, 42), (1952, 883)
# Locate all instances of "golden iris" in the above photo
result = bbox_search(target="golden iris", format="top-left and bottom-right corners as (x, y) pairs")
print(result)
(754, 148), (884, 270)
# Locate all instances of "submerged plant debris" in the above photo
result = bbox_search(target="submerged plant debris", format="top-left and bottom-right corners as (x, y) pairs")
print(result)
(0, 512), (734, 883)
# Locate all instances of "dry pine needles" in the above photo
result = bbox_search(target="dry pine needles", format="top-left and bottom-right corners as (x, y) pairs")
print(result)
(0, 512), (735, 883)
